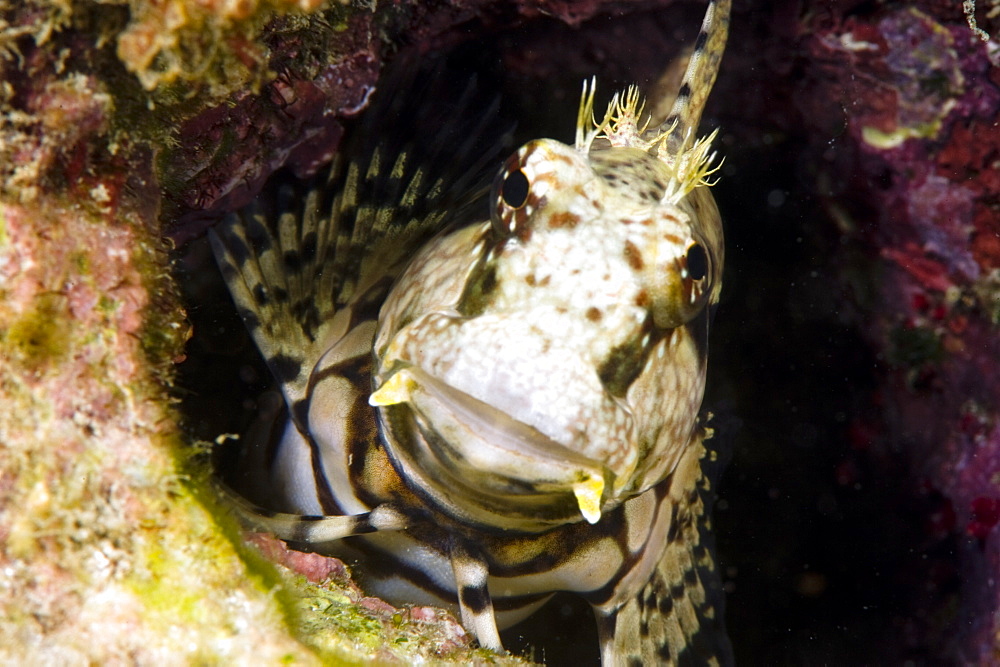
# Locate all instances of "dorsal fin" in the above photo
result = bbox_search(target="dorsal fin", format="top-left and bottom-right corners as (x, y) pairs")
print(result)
(210, 171), (340, 407)
(210, 52), (512, 411)
(653, 0), (731, 152)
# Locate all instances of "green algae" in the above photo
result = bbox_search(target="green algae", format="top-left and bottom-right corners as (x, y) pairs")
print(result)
(2, 293), (71, 373)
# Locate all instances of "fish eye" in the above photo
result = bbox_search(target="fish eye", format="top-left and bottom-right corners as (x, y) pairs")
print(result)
(685, 243), (708, 281)
(500, 170), (530, 209)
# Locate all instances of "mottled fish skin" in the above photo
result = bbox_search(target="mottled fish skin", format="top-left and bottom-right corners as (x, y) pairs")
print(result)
(210, 1), (732, 664)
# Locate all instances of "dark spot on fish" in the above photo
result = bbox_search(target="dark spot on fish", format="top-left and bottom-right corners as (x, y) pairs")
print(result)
(666, 504), (681, 542)
(694, 29), (708, 52)
(635, 290), (650, 308)
(685, 307), (710, 363)
(236, 307), (261, 331)
(293, 300), (320, 341)
(658, 641), (674, 662)
(481, 265), (497, 294)
(269, 353), (302, 383)
(684, 567), (699, 587)
(658, 594), (674, 615)
(670, 583), (686, 600)
(458, 262), (499, 317)
(538, 275), (551, 287)
(227, 236), (251, 265)
(283, 250), (302, 273)
(676, 82), (692, 102)
(245, 217), (271, 251)
(597, 331), (648, 397)
(291, 396), (311, 430)
(252, 284), (269, 305)
(586, 307), (602, 322)
(339, 203), (358, 227)
(349, 514), (379, 534)
(525, 274), (536, 286)
(548, 211), (580, 229)
(459, 584), (490, 614)
(624, 240), (644, 270)
(605, 174), (631, 192)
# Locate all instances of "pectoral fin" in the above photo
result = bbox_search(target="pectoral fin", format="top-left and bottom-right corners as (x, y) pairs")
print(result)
(594, 435), (732, 665)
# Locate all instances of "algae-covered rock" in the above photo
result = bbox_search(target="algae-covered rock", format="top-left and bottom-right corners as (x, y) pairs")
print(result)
(0, 197), (313, 663)
(0, 0), (531, 662)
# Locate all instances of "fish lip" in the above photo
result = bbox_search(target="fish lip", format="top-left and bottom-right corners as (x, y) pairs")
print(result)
(371, 365), (613, 529)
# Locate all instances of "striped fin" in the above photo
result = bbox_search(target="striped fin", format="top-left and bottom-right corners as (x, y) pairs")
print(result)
(210, 54), (512, 410)
(450, 540), (503, 652)
(210, 174), (340, 408)
(217, 480), (409, 543)
(596, 429), (733, 665)
(655, 0), (731, 152)
(325, 72), (511, 312)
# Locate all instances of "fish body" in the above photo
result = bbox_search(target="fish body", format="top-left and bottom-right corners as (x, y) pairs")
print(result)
(210, 0), (732, 663)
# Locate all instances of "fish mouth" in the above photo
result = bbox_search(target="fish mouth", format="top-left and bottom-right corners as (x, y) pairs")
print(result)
(370, 365), (611, 530)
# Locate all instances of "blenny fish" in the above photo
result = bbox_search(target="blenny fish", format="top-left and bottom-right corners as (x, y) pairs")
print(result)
(210, 0), (732, 662)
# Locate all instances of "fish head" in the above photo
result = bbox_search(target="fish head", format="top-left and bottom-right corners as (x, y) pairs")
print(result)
(370, 94), (723, 531)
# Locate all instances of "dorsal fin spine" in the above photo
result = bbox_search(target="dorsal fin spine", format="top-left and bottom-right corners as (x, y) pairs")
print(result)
(659, 0), (731, 151)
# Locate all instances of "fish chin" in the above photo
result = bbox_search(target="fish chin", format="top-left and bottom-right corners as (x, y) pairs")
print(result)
(374, 310), (641, 486)
(371, 365), (611, 528)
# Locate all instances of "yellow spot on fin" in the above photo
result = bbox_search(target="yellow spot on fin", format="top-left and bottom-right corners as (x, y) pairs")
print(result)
(573, 475), (605, 524)
(369, 370), (415, 407)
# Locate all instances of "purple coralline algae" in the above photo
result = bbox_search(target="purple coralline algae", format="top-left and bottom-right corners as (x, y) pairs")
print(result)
(789, 3), (1000, 662)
